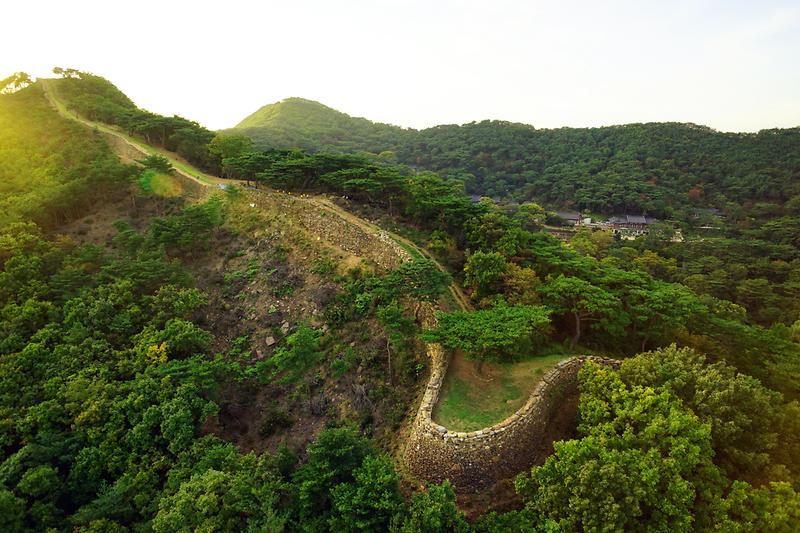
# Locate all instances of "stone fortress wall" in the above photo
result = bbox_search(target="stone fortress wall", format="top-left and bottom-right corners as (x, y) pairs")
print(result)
(402, 304), (619, 492)
(238, 187), (620, 493)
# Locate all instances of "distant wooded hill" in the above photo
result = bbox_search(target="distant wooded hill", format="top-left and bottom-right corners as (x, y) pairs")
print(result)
(229, 97), (410, 154)
(229, 99), (800, 217)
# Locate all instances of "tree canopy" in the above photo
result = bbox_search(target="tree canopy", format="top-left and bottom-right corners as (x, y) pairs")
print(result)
(423, 304), (551, 363)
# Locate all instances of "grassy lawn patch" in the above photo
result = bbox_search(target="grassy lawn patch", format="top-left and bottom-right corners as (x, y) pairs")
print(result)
(432, 352), (569, 432)
(138, 170), (183, 197)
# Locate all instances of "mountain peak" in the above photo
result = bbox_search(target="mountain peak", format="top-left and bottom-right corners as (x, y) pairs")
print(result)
(234, 97), (355, 129)
(229, 97), (406, 152)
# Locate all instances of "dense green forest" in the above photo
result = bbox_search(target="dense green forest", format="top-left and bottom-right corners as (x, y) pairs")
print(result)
(399, 121), (800, 215)
(1, 70), (799, 530)
(231, 96), (800, 330)
(230, 98), (800, 217)
(232, 146), (800, 399)
(231, 98), (410, 155)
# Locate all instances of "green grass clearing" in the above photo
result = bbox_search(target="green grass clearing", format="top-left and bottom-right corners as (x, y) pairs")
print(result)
(138, 170), (183, 197)
(432, 352), (570, 432)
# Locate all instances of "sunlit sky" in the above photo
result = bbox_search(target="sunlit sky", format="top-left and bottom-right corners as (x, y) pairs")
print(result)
(5, 0), (800, 132)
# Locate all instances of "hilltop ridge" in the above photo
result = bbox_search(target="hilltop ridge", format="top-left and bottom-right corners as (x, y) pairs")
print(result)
(234, 97), (376, 129)
(229, 97), (409, 153)
(229, 96), (800, 217)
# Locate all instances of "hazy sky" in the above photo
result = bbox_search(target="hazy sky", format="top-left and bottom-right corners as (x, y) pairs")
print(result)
(5, 0), (800, 132)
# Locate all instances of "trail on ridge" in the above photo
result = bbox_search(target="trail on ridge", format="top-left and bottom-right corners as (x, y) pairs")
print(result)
(40, 78), (470, 311)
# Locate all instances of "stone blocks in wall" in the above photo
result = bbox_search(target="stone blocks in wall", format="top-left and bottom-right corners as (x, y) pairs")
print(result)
(401, 346), (620, 493)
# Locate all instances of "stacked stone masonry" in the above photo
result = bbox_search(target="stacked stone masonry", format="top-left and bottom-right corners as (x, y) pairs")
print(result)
(402, 303), (620, 492)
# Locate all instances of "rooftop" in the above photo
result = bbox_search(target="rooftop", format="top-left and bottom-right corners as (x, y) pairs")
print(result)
(607, 214), (658, 225)
(555, 210), (581, 221)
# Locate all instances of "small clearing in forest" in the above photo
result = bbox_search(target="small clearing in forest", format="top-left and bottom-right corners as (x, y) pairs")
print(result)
(433, 352), (569, 432)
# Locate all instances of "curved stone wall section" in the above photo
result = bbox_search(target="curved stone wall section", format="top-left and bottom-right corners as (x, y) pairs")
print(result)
(402, 305), (619, 492)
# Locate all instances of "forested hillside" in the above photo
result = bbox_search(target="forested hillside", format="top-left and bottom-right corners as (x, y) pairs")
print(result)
(400, 121), (800, 216)
(0, 80), (134, 227)
(2, 70), (800, 530)
(231, 97), (410, 154)
(50, 68), (220, 173)
(229, 97), (800, 329)
(230, 99), (800, 217)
